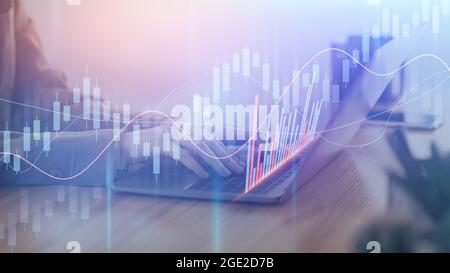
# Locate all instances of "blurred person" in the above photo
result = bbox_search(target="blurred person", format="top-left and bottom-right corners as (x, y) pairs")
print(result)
(0, 0), (244, 186)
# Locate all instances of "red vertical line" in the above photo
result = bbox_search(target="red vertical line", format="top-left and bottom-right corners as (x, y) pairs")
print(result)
(255, 164), (259, 184)
(301, 121), (309, 147)
(296, 124), (303, 151)
(244, 140), (252, 193)
(306, 103), (316, 134)
(310, 99), (324, 140)
(248, 95), (260, 191)
(292, 125), (300, 153)
(286, 142), (292, 159)
(261, 151), (267, 180)
(285, 109), (296, 159)
(261, 130), (270, 179)
(310, 100), (322, 141)
(284, 138), (291, 159)
(310, 103), (320, 141)
(299, 79), (313, 135)
(306, 102), (317, 144)
(270, 125), (279, 172)
(280, 112), (293, 165)
(298, 74), (315, 146)
(280, 112), (291, 165)
(257, 150), (262, 183)
(286, 144), (292, 159)
(287, 108), (298, 157)
(258, 163), (263, 185)
(274, 115), (286, 168)
(248, 139), (255, 190)
(308, 104), (318, 143)
(276, 122), (287, 167)
(259, 162), (263, 182)
(288, 129), (296, 155)
(264, 149), (270, 178)
(255, 163), (260, 185)
(271, 148), (276, 172)
(269, 136), (276, 171)
(255, 144), (262, 187)
(290, 142), (296, 155)
(252, 167), (257, 190)
(263, 152), (268, 178)
(279, 122), (290, 166)
(248, 142), (255, 191)
(275, 115), (288, 168)
(298, 121), (305, 149)
(272, 106), (285, 152)
(270, 135), (277, 172)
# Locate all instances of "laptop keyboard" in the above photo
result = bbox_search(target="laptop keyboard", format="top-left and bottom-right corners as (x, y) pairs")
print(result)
(188, 176), (245, 193)
(188, 163), (300, 194)
(252, 167), (298, 193)
(188, 148), (311, 195)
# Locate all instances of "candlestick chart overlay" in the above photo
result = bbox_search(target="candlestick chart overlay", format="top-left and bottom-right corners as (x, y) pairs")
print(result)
(0, 0), (449, 252)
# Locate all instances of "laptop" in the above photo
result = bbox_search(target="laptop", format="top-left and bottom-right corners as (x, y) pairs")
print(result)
(113, 26), (425, 203)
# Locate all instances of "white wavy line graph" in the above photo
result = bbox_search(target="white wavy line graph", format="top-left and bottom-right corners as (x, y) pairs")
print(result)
(1, 48), (450, 180)
(0, 72), (264, 125)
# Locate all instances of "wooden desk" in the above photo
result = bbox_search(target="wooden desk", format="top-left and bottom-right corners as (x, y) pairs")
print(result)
(0, 114), (445, 253)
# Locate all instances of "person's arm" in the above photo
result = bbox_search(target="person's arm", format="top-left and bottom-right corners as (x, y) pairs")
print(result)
(13, 0), (89, 131)
(14, 0), (66, 93)
(0, 130), (121, 186)
(0, 127), (245, 186)
(2, 1), (244, 186)
(0, 1), (114, 185)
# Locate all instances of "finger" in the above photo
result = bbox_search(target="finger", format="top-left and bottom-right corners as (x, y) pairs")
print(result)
(217, 142), (247, 166)
(226, 144), (250, 164)
(182, 141), (232, 177)
(196, 142), (232, 177)
(176, 148), (209, 179)
(206, 141), (245, 174)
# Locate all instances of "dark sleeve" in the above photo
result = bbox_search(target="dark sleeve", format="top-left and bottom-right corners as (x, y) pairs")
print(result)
(12, 1), (99, 131)
(14, 0), (67, 94)
(0, 130), (122, 186)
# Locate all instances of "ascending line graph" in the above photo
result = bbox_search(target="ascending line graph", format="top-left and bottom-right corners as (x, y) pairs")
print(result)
(7, 68), (448, 176)
(0, 70), (266, 174)
(1, 47), (450, 181)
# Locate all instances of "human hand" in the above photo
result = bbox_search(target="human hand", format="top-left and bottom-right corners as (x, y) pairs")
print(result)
(121, 126), (245, 179)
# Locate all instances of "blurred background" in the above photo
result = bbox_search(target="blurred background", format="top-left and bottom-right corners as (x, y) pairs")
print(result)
(23, 0), (383, 110)
(1, 0), (449, 253)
